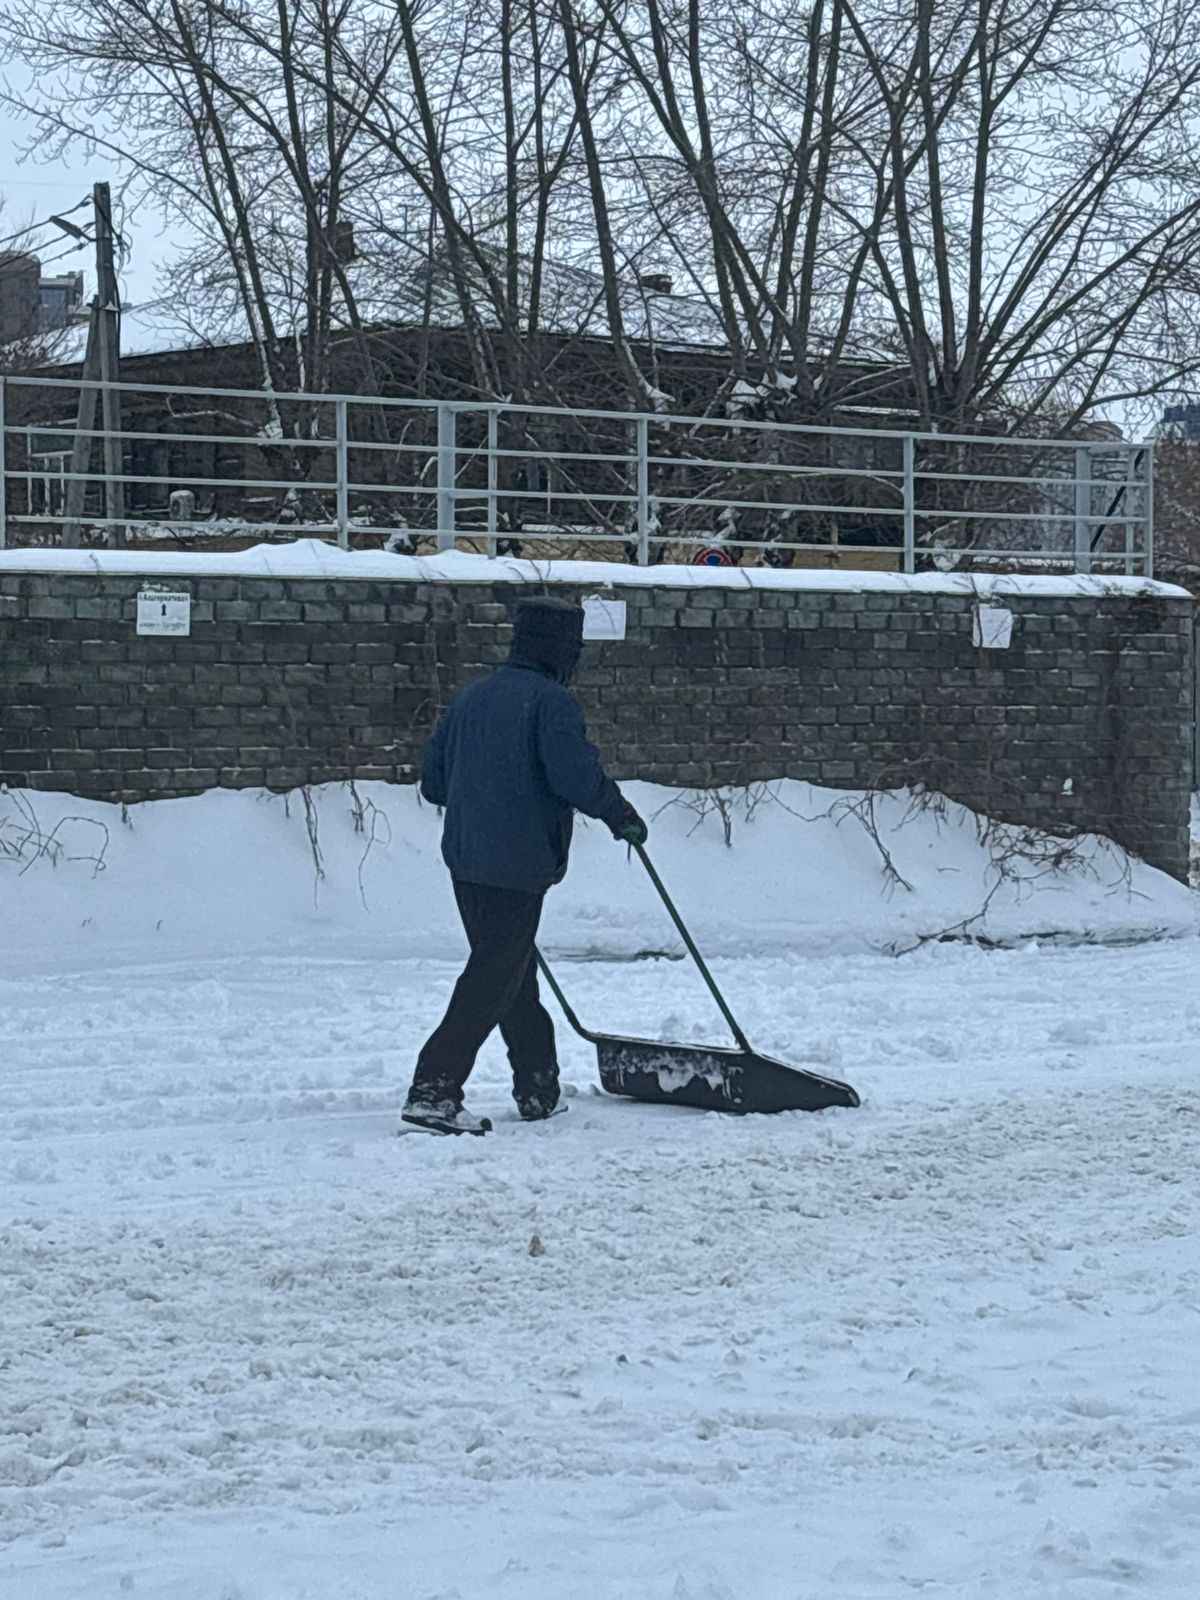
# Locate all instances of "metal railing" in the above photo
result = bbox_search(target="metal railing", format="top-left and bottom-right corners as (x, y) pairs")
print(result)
(0, 373), (1154, 574)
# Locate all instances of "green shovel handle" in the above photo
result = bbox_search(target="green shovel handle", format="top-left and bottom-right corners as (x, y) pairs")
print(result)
(633, 843), (754, 1056)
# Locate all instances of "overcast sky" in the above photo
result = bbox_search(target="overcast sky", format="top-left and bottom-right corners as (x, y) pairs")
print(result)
(1, 66), (167, 307)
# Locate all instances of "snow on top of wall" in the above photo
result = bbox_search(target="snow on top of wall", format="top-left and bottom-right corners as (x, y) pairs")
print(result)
(0, 538), (1189, 599)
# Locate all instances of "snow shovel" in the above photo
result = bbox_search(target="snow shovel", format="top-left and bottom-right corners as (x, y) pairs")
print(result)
(535, 844), (860, 1115)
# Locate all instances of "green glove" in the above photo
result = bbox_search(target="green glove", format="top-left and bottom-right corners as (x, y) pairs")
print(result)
(613, 803), (648, 847)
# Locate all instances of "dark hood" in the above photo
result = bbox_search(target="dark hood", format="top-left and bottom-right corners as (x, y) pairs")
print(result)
(508, 597), (584, 684)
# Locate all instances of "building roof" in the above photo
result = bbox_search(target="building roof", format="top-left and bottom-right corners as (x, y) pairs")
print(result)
(24, 242), (897, 374)
(11, 244), (921, 418)
(44, 299), (204, 364)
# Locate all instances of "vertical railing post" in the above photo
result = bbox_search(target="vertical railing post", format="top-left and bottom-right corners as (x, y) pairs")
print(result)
(902, 433), (915, 574)
(486, 407), (498, 558)
(436, 403), (457, 552)
(1123, 446), (1136, 578)
(0, 377), (7, 552)
(1073, 445), (1092, 574)
(1144, 441), (1154, 580)
(635, 415), (651, 565)
(335, 398), (349, 550)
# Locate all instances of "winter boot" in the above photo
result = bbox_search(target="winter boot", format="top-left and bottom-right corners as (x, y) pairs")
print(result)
(515, 1086), (566, 1122)
(401, 1093), (492, 1137)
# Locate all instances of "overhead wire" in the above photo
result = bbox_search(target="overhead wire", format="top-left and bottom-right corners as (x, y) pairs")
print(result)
(0, 221), (51, 253)
(0, 195), (92, 253)
(27, 239), (90, 271)
(0, 238), (88, 280)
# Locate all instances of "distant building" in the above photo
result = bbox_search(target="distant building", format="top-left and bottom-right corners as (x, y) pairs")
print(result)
(0, 252), (86, 344)
(6, 249), (1130, 567)
(39, 270), (84, 330)
(1161, 402), (1200, 441)
(0, 252), (41, 343)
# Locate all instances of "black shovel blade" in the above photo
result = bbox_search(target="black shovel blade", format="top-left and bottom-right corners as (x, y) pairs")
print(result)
(595, 1035), (859, 1114)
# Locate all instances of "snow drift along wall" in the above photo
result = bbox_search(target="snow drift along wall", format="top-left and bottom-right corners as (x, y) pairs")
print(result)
(0, 546), (1193, 879)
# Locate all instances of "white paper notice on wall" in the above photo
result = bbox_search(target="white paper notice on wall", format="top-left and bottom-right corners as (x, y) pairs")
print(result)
(136, 589), (192, 637)
(582, 595), (627, 641)
(972, 604), (1014, 650)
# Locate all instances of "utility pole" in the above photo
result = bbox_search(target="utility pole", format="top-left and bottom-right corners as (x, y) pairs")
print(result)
(63, 182), (123, 548)
(93, 182), (124, 544)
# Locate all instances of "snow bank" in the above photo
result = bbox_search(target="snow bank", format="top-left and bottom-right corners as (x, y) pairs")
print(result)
(2, 779), (1194, 973)
(0, 536), (1187, 598)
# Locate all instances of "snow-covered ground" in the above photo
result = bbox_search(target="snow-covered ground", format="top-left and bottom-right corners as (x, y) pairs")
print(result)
(2, 783), (1199, 1599)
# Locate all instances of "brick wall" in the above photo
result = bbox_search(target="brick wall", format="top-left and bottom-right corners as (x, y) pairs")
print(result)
(0, 567), (1193, 879)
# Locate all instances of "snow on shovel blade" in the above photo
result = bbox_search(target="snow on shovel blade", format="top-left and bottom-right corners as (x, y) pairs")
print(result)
(595, 1035), (859, 1114)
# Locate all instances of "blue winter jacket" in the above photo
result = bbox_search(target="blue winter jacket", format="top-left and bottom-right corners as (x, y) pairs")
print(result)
(420, 662), (627, 892)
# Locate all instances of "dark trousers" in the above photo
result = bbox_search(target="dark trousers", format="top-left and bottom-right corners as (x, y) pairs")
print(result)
(410, 881), (559, 1110)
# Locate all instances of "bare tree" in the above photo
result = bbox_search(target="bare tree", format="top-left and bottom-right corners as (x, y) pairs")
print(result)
(7, 0), (1200, 562)
(0, 0), (398, 403)
(833, 0), (1200, 433)
(562, 0), (1200, 435)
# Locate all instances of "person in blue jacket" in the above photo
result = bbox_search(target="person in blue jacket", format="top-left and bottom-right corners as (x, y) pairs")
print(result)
(403, 596), (647, 1134)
